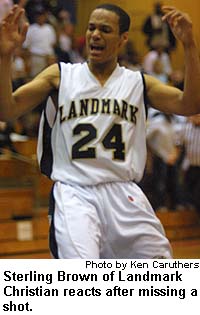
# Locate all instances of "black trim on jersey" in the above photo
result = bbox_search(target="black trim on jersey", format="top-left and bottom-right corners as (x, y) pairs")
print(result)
(40, 109), (54, 177)
(58, 62), (62, 82)
(58, 62), (62, 95)
(49, 183), (59, 259)
(140, 71), (149, 119)
(58, 62), (62, 72)
(40, 92), (58, 177)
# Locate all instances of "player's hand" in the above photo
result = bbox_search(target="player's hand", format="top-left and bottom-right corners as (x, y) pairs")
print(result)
(162, 6), (194, 47)
(0, 5), (29, 56)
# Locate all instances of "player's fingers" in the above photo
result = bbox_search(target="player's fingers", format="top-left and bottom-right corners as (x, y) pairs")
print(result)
(12, 4), (20, 11)
(162, 10), (182, 22)
(165, 11), (192, 27)
(162, 10), (175, 21)
(166, 11), (183, 22)
(162, 6), (176, 12)
(13, 7), (25, 25)
(20, 21), (29, 40)
(3, 4), (21, 24)
(3, 7), (16, 23)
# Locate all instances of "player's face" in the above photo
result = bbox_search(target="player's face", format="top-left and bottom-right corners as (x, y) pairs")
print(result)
(86, 9), (127, 65)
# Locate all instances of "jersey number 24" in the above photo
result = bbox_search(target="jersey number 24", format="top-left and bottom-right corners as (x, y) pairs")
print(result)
(72, 123), (125, 160)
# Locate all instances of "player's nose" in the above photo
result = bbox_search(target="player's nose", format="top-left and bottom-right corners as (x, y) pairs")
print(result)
(91, 28), (101, 39)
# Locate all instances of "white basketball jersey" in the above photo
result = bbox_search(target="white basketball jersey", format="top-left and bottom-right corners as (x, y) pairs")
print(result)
(37, 62), (147, 185)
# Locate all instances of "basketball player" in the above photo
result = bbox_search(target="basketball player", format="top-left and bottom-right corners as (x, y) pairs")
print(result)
(0, 4), (200, 258)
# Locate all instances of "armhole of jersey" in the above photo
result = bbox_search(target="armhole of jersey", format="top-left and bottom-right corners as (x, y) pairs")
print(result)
(140, 71), (149, 119)
(50, 90), (59, 117)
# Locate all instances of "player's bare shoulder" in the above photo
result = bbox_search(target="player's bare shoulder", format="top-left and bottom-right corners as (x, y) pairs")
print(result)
(36, 63), (60, 90)
(143, 73), (159, 90)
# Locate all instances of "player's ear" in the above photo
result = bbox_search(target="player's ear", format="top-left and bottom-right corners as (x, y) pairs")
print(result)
(119, 32), (129, 49)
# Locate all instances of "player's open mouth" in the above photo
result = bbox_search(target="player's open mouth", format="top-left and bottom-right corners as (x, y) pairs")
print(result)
(90, 45), (105, 52)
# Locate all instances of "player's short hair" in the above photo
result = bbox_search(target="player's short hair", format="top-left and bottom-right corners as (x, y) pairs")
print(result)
(95, 3), (130, 34)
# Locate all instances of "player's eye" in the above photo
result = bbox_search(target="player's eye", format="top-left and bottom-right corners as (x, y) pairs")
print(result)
(101, 26), (112, 33)
(88, 24), (96, 32)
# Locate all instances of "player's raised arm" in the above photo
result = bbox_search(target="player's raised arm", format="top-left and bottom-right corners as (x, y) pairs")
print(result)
(145, 6), (200, 116)
(0, 5), (59, 122)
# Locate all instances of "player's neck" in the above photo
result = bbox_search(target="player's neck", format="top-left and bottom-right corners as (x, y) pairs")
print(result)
(88, 60), (118, 86)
